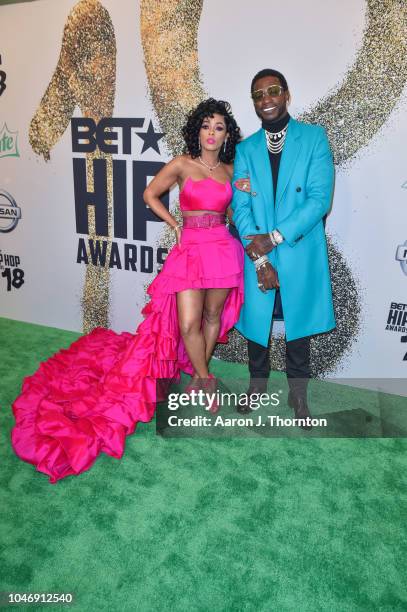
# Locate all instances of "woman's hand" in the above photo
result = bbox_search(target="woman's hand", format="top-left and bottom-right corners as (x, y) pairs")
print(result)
(226, 207), (234, 225)
(174, 225), (182, 246)
(234, 177), (251, 193)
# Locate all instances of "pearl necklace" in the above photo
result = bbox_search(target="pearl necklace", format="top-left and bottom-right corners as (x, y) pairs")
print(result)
(199, 156), (220, 172)
(265, 125), (288, 154)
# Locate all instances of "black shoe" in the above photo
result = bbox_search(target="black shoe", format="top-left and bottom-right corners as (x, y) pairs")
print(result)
(288, 391), (313, 430)
(237, 382), (268, 414)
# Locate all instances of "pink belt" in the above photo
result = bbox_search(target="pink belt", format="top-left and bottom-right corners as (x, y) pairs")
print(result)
(182, 213), (226, 229)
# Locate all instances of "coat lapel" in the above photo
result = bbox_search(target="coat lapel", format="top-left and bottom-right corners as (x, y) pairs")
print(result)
(276, 118), (302, 208)
(250, 129), (274, 227)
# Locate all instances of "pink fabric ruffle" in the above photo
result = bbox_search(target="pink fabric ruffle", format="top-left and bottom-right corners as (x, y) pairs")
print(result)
(11, 225), (244, 483)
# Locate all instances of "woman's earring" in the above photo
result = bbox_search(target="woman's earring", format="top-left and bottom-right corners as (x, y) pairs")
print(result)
(198, 138), (201, 152)
(223, 139), (227, 154)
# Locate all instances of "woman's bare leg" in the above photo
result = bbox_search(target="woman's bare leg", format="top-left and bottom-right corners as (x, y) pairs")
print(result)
(203, 288), (231, 364)
(176, 289), (208, 378)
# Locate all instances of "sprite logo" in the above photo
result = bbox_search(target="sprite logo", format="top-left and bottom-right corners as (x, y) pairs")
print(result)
(0, 123), (19, 159)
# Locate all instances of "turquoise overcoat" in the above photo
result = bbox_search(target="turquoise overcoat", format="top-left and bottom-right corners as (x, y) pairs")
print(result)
(231, 118), (336, 346)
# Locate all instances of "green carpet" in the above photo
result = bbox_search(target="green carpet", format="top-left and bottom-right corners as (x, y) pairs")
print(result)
(1, 317), (407, 611)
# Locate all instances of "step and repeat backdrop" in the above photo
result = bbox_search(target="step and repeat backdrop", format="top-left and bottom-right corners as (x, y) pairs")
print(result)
(0, 0), (406, 379)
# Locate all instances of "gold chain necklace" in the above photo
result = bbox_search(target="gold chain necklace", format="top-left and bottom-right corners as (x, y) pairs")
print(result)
(199, 156), (221, 172)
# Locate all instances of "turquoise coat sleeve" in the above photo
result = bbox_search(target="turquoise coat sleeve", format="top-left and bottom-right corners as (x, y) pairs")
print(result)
(231, 145), (258, 247)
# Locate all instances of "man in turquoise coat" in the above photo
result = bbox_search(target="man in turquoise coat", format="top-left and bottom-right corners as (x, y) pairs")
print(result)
(231, 68), (336, 424)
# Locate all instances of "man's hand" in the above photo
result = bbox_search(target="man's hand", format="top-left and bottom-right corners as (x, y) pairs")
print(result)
(244, 233), (274, 261)
(256, 262), (280, 293)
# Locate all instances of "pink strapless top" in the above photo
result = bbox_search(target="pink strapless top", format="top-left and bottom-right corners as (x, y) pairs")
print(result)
(179, 177), (232, 212)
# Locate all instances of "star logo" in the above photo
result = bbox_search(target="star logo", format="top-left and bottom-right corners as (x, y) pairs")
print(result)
(0, 123), (19, 159)
(136, 120), (164, 154)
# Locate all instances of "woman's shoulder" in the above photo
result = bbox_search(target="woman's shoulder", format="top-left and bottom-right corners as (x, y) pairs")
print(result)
(160, 154), (190, 177)
(173, 153), (193, 162)
(170, 154), (194, 170)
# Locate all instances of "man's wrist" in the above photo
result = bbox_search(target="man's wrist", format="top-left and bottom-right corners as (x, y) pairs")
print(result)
(254, 254), (269, 271)
(268, 229), (284, 246)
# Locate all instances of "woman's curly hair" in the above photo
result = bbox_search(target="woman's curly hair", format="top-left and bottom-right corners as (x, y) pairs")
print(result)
(182, 98), (241, 163)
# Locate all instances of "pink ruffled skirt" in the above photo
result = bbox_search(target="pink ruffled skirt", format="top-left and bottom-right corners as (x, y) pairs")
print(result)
(11, 224), (244, 483)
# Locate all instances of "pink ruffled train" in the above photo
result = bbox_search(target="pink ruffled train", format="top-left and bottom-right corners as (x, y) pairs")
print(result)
(11, 223), (244, 482)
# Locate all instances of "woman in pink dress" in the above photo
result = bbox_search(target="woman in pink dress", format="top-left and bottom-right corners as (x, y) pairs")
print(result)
(11, 99), (246, 483)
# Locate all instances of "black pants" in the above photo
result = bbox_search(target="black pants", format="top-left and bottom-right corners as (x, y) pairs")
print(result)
(248, 335), (310, 393)
(248, 296), (311, 397)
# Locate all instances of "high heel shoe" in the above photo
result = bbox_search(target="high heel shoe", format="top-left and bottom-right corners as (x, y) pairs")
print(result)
(185, 375), (200, 395)
(199, 373), (219, 414)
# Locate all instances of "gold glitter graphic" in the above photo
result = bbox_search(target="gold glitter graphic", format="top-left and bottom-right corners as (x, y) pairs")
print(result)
(300, 0), (407, 166)
(141, 0), (406, 373)
(29, 0), (116, 332)
(140, 0), (206, 156)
